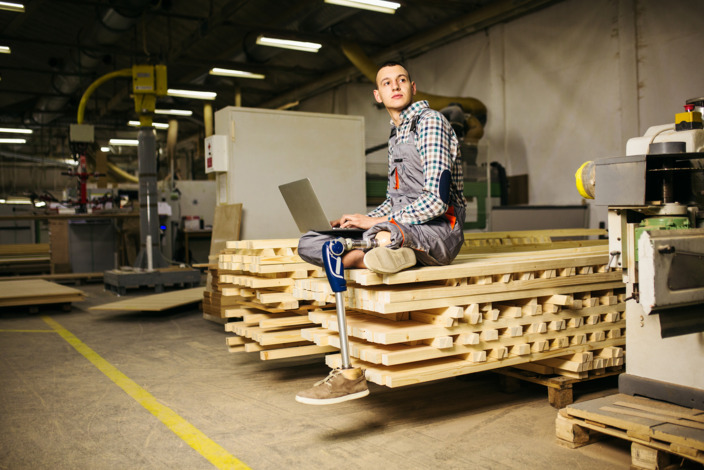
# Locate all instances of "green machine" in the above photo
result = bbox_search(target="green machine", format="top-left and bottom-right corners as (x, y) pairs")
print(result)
(366, 172), (501, 230)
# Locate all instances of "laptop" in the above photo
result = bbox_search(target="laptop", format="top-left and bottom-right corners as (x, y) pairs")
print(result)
(279, 178), (364, 236)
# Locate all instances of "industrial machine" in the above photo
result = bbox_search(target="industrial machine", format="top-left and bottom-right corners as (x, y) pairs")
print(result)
(576, 97), (704, 409)
(73, 65), (200, 293)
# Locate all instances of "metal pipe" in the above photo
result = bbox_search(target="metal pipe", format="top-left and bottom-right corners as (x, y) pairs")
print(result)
(340, 41), (487, 120)
(335, 292), (352, 369)
(33, 0), (154, 124)
(146, 234), (154, 271)
(76, 68), (132, 124)
(203, 103), (213, 138)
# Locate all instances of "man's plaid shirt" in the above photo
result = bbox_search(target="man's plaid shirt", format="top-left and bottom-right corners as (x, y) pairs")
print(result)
(368, 100), (465, 224)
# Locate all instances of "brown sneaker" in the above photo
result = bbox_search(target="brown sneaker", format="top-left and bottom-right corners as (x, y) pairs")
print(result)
(364, 247), (416, 274)
(295, 367), (369, 405)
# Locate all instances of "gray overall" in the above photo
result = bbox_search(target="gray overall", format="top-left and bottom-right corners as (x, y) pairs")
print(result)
(298, 113), (465, 268)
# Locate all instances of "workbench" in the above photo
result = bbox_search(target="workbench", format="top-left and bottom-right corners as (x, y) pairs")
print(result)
(0, 212), (139, 274)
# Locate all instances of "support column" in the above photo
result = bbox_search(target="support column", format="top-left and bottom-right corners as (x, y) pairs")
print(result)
(134, 126), (165, 269)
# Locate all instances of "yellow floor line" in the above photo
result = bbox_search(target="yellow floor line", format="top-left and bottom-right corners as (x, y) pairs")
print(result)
(41, 315), (251, 470)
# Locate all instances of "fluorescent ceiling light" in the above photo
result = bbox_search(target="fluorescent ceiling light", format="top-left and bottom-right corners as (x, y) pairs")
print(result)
(35, 201), (46, 207)
(210, 68), (266, 80)
(155, 109), (193, 116)
(6, 197), (31, 204)
(109, 138), (139, 146)
(0, 138), (26, 144)
(0, 46), (11, 54)
(128, 120), (169, 130)
(256, 36), (322, 53)
(100, 146), (111, 152)
(0, 127), (32, 134)
(167, 88), (217, 100)
(324, 0), (400, 14)
(0, 2), (24, 13)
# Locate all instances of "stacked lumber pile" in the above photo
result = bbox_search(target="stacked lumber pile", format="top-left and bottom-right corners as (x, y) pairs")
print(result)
(294, 244), (626, 387)
(203, 239), (338, 359)
(0, 243), (51, 275)
(517, 346), (625, 379)
(461, 228), (607, 254)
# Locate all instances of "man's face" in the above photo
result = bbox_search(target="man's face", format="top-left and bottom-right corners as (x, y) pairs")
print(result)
(373, 65), (416, 112)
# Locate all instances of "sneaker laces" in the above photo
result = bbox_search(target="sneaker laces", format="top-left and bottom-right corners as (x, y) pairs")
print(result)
(313, 368), (343, 387)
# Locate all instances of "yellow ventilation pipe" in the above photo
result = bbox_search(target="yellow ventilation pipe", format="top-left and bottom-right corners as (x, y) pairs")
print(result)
(76, 68), (139, 183)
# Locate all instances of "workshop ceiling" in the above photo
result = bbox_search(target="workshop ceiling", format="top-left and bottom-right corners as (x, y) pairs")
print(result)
(0, 0), (560, 159)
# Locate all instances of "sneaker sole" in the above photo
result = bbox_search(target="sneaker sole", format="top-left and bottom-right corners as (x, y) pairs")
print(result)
(295, 389), (369, 405)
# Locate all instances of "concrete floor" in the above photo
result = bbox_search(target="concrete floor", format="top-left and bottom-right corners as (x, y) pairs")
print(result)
(0, 281), (639, 470)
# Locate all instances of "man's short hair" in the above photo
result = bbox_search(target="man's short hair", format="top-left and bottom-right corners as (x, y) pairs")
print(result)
(376, 60), (411, 85)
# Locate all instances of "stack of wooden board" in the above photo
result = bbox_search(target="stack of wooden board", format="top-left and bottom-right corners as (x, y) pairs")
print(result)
(460, 228), (607, 254)
(0, 243), (51, 275)
(0, 279), (85, 307)
(294, 244), (626, 387)
(204, 239), (337, 359)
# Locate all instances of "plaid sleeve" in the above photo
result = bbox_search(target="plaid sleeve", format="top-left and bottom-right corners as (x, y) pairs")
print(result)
(367, 196), (392, 218)
(390, 112), (456, 224)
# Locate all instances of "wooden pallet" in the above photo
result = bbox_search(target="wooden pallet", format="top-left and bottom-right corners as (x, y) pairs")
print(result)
(557, 393), (704, 467)
(495, 363), (624, 408)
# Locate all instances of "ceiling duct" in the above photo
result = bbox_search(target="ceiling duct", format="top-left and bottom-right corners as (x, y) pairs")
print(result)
(32, 0), (154, 124)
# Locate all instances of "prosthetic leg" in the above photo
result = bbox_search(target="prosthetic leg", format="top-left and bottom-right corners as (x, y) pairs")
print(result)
(294, 238), (376, 405)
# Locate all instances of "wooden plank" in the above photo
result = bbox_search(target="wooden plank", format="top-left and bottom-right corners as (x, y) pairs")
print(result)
(325, 337), (627, 388)
(0, 243), (51, 255)
(0, 279), (85, 306)
(364, 281), (625, 314)
(612, 399), (704, 424)
(350, 246), (610, 286)
(258, 315), (314, 329)
(315, 303), (624, 345)
(210, 204), (242, 258)
(350, 271), (621, 304)
(260, 344), (336, 360)
(463, 228), (607, 240)
(90, 287), (204, 311)
(460, 239), (607, 255)
(600, 406), (704, 431)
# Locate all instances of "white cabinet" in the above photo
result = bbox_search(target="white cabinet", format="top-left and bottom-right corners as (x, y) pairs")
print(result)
(212, 107), (366, 240)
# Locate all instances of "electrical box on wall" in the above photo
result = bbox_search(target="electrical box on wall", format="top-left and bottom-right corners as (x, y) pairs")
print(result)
(204, 134), (229, 173)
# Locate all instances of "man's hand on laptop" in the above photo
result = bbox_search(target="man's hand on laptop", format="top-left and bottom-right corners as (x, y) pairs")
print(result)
(333, 214), (387, 230)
